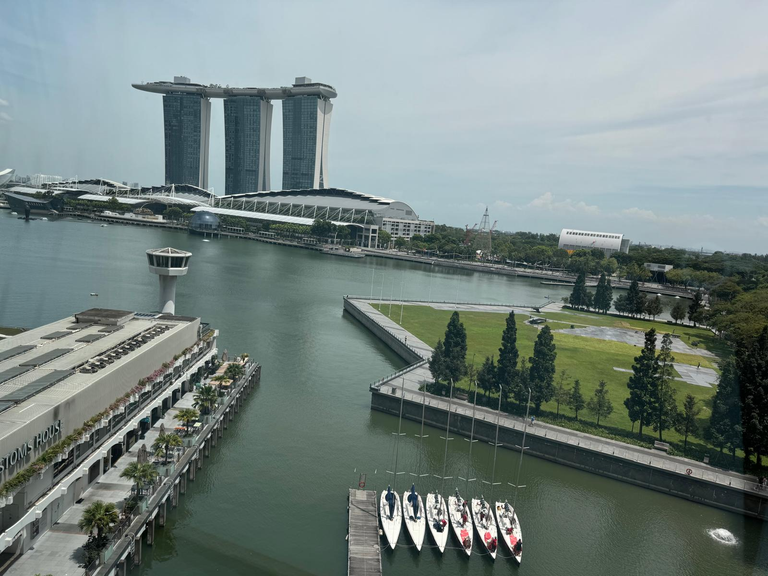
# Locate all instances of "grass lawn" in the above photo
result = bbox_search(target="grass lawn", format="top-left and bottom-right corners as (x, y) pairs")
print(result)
(380, 303), (729, 452)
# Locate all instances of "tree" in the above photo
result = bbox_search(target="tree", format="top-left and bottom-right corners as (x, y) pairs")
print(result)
(554, 370), (571, 418)
(614, 293), (631, 315)
(394, 237), (408, 250)
(645, 296), (664, 321)
(671, 299), (687, 324)
(175, 407), (200, 435)
(688, 290), (704, 327)
(120, 462), (158, 495)
(496, 312), (519, 402)
(568, 379), (586, 420)
(310, 219), (336, 238)
(652, 333), (678, 441)
(428, 339), (448, 384)
(737, 326), (768, 466)
(594, 273), (613, 314)
(224, 362), (245, 383)
(193, 385), (219, 415)
(211, 374), (229, 390)
(569, 272), (588, 309)
(587, 380), (614, 425)
(377, 230), (392, 248)
(442, 312), (468, 383)
(164, 206), (183, 221)
(106, 196), (121, 211)
(477, 356), (497, 399)
(624, 328), (659, 438)
(78, 501), (119, 542)
(675, 395), (702, 454)
(706, 358), (742, 462)
(152, 432), (183, 464)
(626, 280), (646, 317)
(514, 358), (531, 405)
(528, 325), (557, 413)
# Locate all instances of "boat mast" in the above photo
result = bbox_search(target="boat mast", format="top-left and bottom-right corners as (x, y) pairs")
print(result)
(439, 379), (454, 505)
(462, 381), (479, 497)
(392, 378), (406, 492)
(412, 379), (429, 486)
(489, 384), (503, 503)
(512, 387), (531, 511)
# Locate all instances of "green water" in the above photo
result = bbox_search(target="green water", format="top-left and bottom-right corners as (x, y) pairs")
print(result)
(0, 213), (765, 575)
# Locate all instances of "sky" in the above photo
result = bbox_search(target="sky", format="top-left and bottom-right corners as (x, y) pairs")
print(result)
(2, 0), (768, 253)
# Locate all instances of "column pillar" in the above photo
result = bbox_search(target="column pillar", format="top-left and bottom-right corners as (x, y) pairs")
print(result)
(118, 557), (127, 576)
(218, 422), (223, 438)
(133, 535), (142, 565)
(211, 428), (217, 448)
(191, 457), (198, 478)
(180, 472), (187, 495)
(147, 517), (155, 545)
(171, 482), (179, 508)
(197, 451), (203, 469)
(204, 438), (210, 457)
(158, 500), (167, 527)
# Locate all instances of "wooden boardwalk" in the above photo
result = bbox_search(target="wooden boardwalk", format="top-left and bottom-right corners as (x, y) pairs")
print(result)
(348, 489), (382, 576)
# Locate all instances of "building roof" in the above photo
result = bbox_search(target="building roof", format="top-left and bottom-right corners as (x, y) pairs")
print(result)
(191, 206), (353, 228)
(558, 228), (625, 252)
(146, 247), (192, 256)
(222, 188), (395, 206)
(77, 193), (144, 205)
(133, 79), (337, 100)
(0, 311), (197, 434)
(0, 168), (14, 186)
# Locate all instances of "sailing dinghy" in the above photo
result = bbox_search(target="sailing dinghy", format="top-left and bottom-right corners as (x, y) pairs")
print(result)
(380, 485), (402, 549)
(496, 500), (523, 564)
(402, 484), (426, 551)
(471, 496), (498, 560)
(448, 489), (473, 556)
(426, 492), (450, 552)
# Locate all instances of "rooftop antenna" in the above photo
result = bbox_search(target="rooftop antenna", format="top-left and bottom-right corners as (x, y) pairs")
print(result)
(146, 247), (192, 314)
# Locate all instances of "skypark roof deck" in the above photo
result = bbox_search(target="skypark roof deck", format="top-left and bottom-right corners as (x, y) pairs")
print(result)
(133, 80), (337, 100)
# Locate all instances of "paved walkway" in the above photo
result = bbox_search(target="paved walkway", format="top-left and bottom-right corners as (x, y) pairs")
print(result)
(6, 393), (199, 576)
(554, 325), (716, 357)
(350, 298), (765, 494)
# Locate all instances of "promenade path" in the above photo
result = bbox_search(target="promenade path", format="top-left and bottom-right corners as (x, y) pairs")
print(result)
(6, 394), (199, 576)
(350, 298), (765, 494)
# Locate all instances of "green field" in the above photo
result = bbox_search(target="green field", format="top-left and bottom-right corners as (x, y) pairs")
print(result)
(380, 303), (728, 452)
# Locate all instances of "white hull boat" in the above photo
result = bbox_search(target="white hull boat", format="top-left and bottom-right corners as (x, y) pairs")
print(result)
(471, 497), (498, 560)
(425, 492), (449, 553)
(402, 486), (426, 551)
(448, 491), (473, 556)
(496, 501), (522, 564)
(380, 488), (402, 549)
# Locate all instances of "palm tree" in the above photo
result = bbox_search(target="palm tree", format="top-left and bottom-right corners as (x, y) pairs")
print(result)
(152, 432), (183, 464)
(224, 363), (245, 383)
(120, 462), (158, 495)
(212, 374), (229, 390)
(78, 500), (119, 542)
(240, 353), (249, 362)
(175, 408), (200, 435)
(193, 385), (219, 415)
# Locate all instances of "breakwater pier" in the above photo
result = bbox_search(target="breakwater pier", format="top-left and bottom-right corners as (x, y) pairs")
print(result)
(344, 296), (768, 520)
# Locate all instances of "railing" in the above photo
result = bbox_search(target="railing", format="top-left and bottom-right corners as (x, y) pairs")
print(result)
(369, 360), (428, 391)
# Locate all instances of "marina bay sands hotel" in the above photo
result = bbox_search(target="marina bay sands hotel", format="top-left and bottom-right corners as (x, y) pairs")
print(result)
(132, 76), (336, 193)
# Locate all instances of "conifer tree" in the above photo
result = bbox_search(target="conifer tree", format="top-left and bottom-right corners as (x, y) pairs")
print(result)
(737, 326), (768, 466)
(675, 394), (702, 454)
(569, 272), (588, 309)
(478, 355), (497, 399)
(529, 325), (557, 413)
(625, 328), (659, 437)
(594, 273), (614, 314)
(706, 358), (742, 462)
(442, 311), (468, 384)
(568, 379), (586, 420)
(497, 311), (519, 403)
(688, 290), (704, 327)
(652, 333), (678, 441)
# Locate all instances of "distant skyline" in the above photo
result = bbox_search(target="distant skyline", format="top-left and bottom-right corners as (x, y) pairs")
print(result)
(2, 1), (768, 253)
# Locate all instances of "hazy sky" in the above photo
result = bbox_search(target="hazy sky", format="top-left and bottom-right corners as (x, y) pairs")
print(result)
(2, 0), (768, 253)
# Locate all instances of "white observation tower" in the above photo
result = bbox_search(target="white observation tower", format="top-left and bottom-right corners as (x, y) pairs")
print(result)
(146, 247), (192, 315)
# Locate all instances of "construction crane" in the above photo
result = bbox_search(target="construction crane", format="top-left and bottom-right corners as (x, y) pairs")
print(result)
(463, 223), (478, 245)
(489, 220), (498, 257)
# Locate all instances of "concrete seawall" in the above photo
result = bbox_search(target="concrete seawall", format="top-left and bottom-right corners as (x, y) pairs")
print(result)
(371, 389), (767, 520)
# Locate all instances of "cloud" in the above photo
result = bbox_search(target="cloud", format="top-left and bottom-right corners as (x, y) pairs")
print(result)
(494, 200), (513, 210)
(527, 192), (600, 214)
(0, 99), (8, 107)
(0, 112), (12, 123)
(621, 207), (720, 228)
(758, 216), (768, 227)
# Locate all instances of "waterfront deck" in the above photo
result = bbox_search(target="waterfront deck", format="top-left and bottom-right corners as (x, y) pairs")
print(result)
(348, 489), (381, 576)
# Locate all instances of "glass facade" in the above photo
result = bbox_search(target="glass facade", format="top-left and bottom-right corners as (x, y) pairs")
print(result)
(282, 96), (331, 190)
(282, 96), (318, 190)
(162, 93), (209, 188)
(224, 97), (266, 194)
